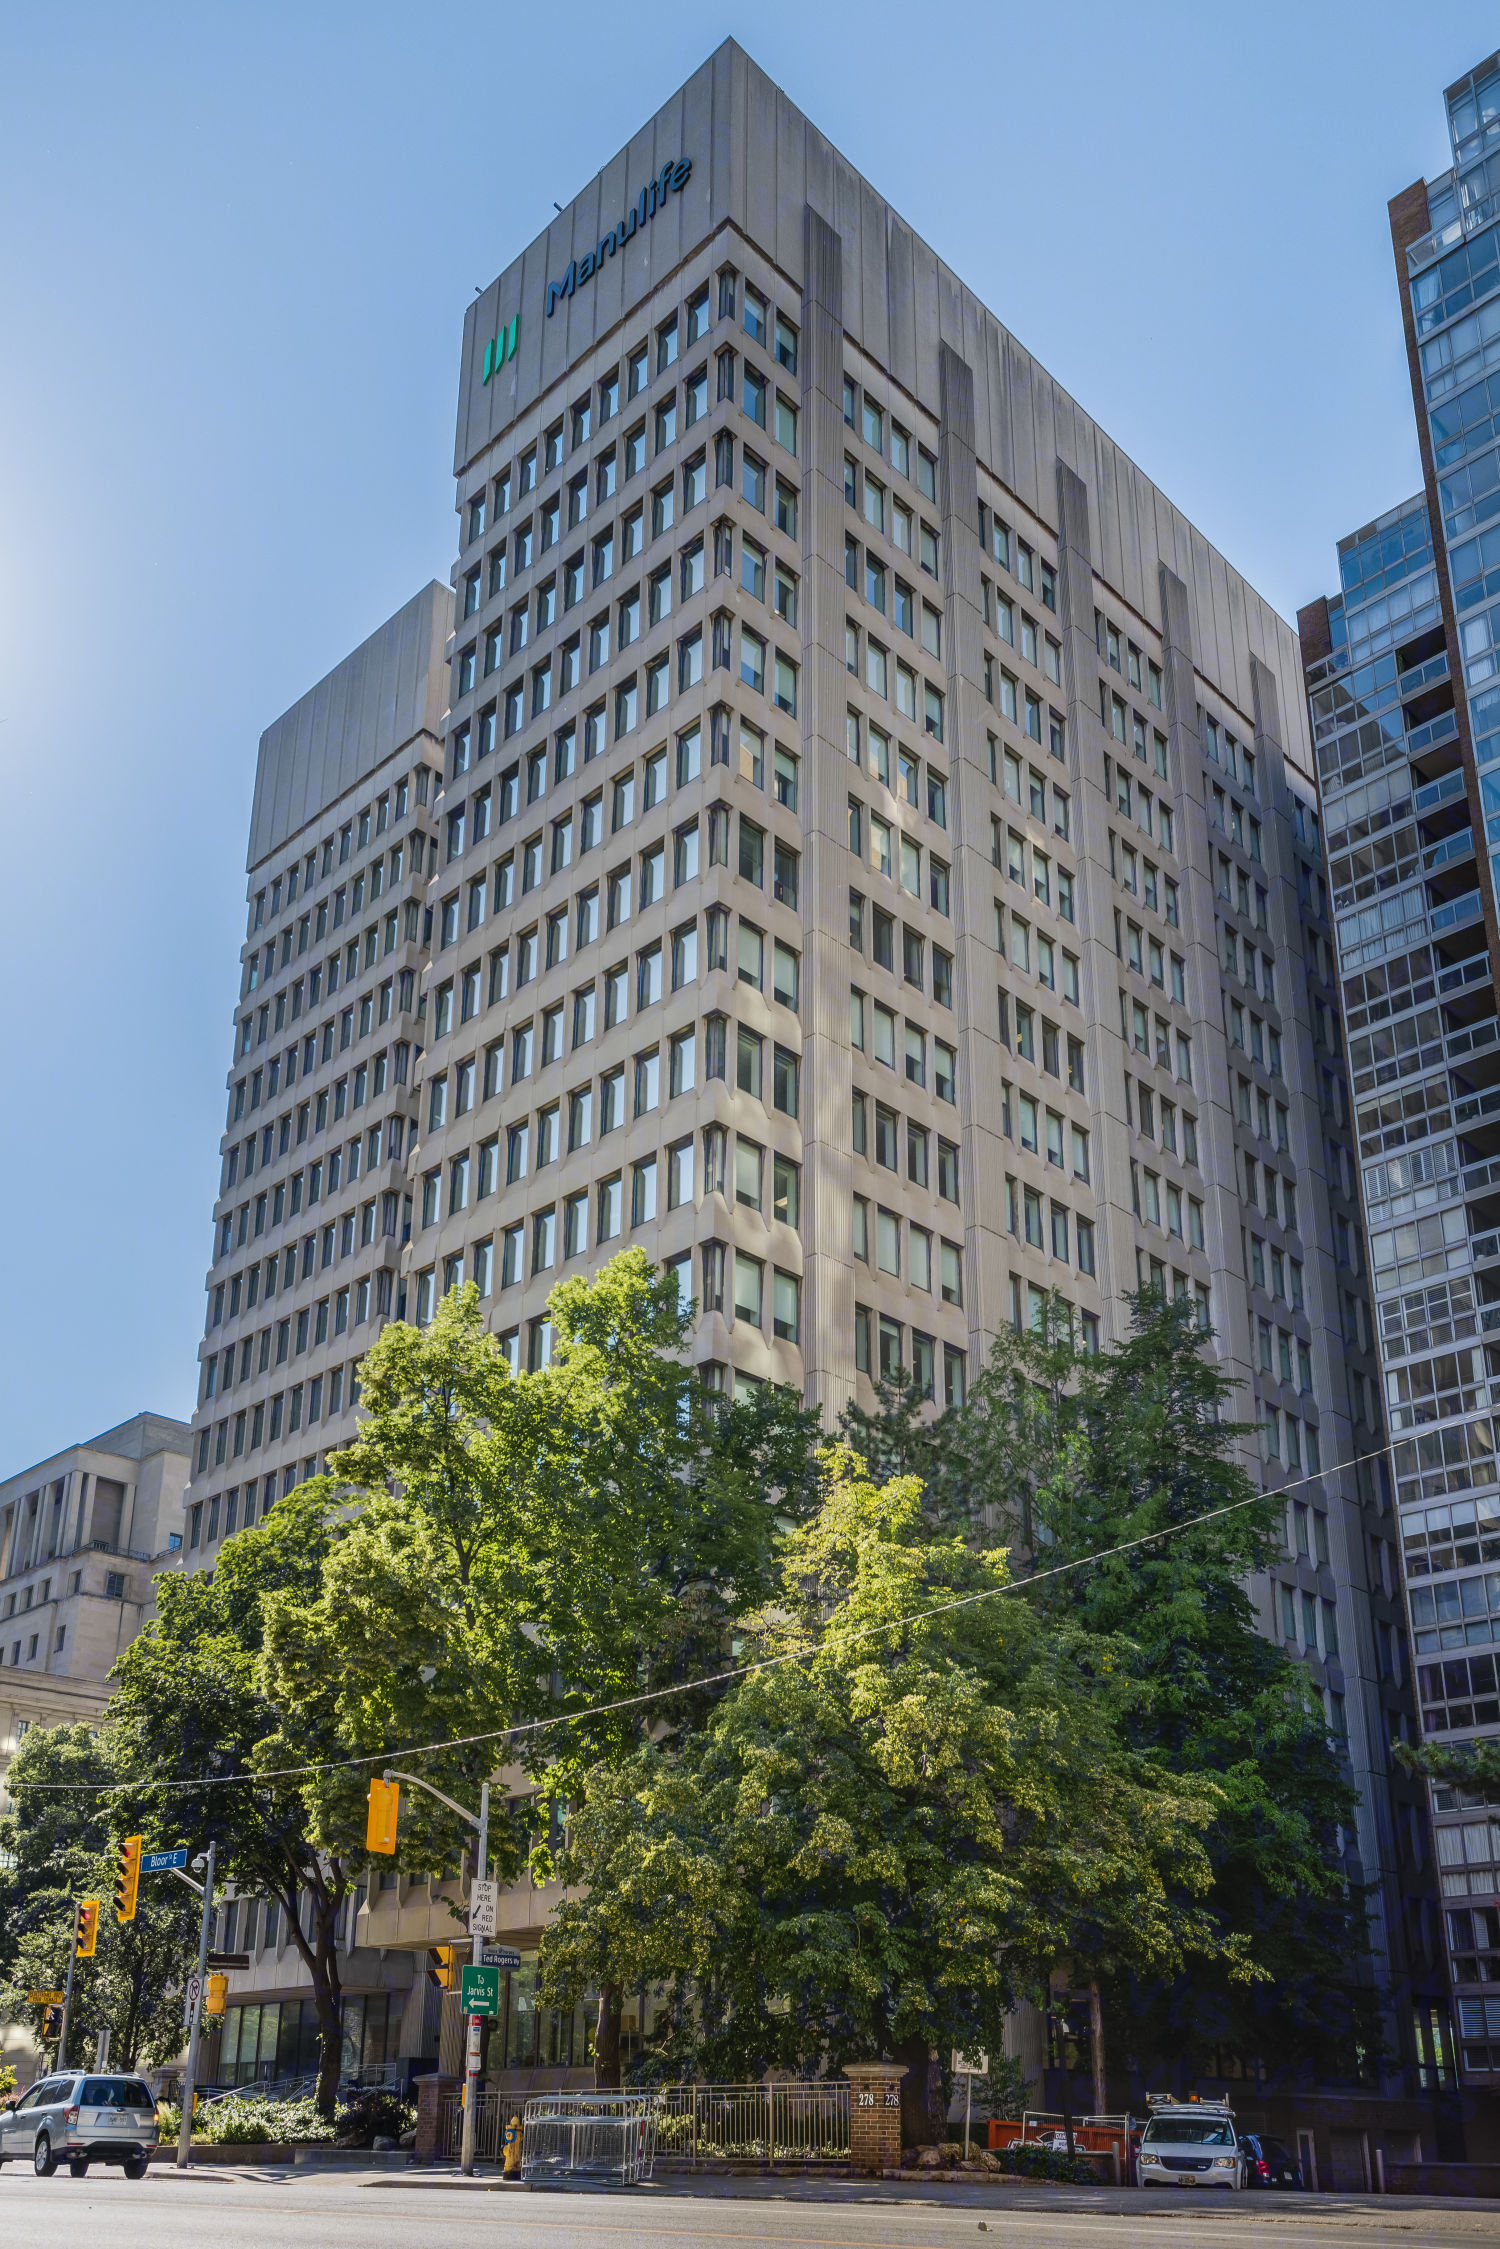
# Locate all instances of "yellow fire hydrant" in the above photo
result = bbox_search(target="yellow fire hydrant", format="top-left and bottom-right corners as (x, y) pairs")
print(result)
(502, 2114), (522, 2178)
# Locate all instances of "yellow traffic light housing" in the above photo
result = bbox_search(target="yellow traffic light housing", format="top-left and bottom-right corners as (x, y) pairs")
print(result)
(114, 1835), (142, 1923)
(433, 1944), (460, 1990)
(366, 1776), (399, 1854)
(75, 1900), (100, 1958)
(206, 1973), (228, 2017)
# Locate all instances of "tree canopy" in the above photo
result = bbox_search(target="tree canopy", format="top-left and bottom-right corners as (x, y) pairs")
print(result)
(541, 1444), (1239, 2139)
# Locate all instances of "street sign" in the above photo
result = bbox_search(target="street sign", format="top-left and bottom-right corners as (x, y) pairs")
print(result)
(459, 1964), (500, 2017)
(186, 1973), (203, 2014)
(142, 1849), (189, 1874)
(466, 2017), (482, 2068)
(467, 1879), (498, 1937)
(26, 1989), (64, 2006)
(207, 1951), (252, 1970)
(952, 2050), (989, 2077)
(480, 1944), (521, 1970)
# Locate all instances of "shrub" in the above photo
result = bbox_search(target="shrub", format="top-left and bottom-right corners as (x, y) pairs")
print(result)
(991, 2138), (1098, 2184)
(196, 2095), (336, 2145)
(333, 2087), (415, 2148)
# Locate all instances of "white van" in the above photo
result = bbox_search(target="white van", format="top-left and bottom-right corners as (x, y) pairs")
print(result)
(1136, 2096), (1242, 2189)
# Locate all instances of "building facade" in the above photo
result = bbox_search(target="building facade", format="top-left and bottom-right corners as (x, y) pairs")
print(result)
(175, 582), (452, 2091)
(0, 1412), (192, 1804)
(0, 1411), (192, 2086)
(183, 583), (448, 1556)
(1299, 52), (1500, 2098)
(406, 39), (1433, 2113)
(175, 41), (1442, 2132)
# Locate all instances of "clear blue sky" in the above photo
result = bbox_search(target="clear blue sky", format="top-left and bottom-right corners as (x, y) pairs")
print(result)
(0, 1), (1486, 1467)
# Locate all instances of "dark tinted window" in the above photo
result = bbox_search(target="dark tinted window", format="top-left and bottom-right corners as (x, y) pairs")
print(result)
(1141, 2117), (1233, 2147)
(81, 2078), (153, 2107)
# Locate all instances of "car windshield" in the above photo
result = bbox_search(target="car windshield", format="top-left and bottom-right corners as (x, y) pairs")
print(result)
(1143, 2117), (1233, 2146)
(80, 2079), (153, 2108)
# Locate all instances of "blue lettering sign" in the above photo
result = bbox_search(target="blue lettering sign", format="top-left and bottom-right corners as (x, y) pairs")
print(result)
(546, 157), (692, 317)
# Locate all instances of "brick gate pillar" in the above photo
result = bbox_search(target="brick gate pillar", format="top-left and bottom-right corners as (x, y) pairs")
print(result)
(413, 2071), (460, 2160)
(845, 2061), (906, 2174)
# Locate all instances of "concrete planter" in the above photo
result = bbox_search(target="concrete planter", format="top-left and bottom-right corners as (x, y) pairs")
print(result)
(292, 2146), (412, 2169)
(149, 2143), (296, 2165)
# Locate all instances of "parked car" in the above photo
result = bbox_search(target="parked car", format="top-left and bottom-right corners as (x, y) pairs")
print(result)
(1241, 2131), (1302, 2189)
(0, 2073), (159, 2178)
(1136, 2098), (1243, 2189)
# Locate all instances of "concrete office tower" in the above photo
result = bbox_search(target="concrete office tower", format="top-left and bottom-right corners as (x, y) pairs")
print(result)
(0, 1412), (192, 1795)
(413, 40), (1431, 2116)
(0, 1411), (191, 2082)
(172, 587), (454, 2097)
(183, 584), (449, 1560)
(1299, 51), (1500, 2099)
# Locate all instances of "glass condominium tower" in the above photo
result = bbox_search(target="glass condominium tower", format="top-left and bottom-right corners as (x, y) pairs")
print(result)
(1299, 51), (1500, 2096)
(406, 40), (1434, 2103)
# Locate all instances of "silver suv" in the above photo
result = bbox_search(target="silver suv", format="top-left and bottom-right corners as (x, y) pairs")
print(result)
(0, 2073), (158, 2178)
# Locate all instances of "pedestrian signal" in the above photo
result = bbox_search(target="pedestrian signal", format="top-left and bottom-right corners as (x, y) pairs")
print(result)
(366, 1776), (399, 1854)
(206, 1974), (228, 2016)
(76, 1899), (100, 1958)
(114, 1834), (143, 1923)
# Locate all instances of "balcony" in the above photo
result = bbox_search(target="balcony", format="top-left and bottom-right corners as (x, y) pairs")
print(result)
(1408, 708), (1460, 759)
(1432, 888), (1485, 937)
(1402, 651), (1452, 700)
(1427, 825), (1478, 877)
(1414, 766), (1469, 816)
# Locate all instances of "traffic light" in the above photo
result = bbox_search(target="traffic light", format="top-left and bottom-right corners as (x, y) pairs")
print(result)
(206, 1974), (228, 2017)
(366, 1775), (399, 1853)
(114, 1835), (142, 1923)
(433, 1945), (460, 1991)
(75, 1900), (100, 1958)
(42, 2006), (61, 2040)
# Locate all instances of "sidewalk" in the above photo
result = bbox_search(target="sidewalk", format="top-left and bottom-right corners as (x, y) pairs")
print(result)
(355, 2163), (1500, 2225)
(148, 2156), (1500, 2228)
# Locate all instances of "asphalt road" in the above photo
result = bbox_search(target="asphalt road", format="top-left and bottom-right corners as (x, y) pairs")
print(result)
(2, 2167), (1500, 2249)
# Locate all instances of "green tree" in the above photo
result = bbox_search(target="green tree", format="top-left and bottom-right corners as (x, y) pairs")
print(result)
(541, 1446), (1236, 2142)
(0, 1723), (199, 2069)
(257, 1256), (822, 2085)
(108, 1489), (367, 2114)
(868, 1293), (1376, 2088)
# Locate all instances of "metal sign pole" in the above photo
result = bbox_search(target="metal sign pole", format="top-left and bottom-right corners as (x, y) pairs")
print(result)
(57, 1901), (81, 2073)
(175, 1842), (216, 2171)
(460, 1780), (490, 2177)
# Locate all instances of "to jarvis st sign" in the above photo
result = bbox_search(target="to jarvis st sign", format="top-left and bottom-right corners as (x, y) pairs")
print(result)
(547, 157), (693, 316)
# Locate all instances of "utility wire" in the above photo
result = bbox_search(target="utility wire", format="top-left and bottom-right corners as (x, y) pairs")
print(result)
(10, 1441), (1389, 1798)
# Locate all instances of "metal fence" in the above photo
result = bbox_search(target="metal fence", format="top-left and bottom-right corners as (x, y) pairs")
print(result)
(655, 2081), (850, 2167)
(440, 2087), (508, 2162)
(522, 2092), (658, 2185)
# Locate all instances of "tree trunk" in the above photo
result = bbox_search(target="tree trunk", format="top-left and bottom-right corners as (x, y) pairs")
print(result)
(283, 1871), (346, 2120)
(311, 1913), (345, 2119)
(1088, 1982), (1106, 2119)
(594, 1985), (622, 2089)
(1054, 2004), (1075, 2160)
(894, 2034), (944, 2148)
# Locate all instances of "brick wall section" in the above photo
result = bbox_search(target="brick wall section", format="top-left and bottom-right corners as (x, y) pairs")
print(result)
(413, 2071), (460, 2161)
(845, 2062), (905, 2173)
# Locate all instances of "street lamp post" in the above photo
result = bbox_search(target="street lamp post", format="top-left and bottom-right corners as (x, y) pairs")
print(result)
(176, 1843), (217, 2171)
(57, 1900), (81, 2073)
(383, 1770), (490, 2176)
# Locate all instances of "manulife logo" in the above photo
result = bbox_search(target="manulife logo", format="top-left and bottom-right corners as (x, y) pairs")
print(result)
(482, 315), (519, 386)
